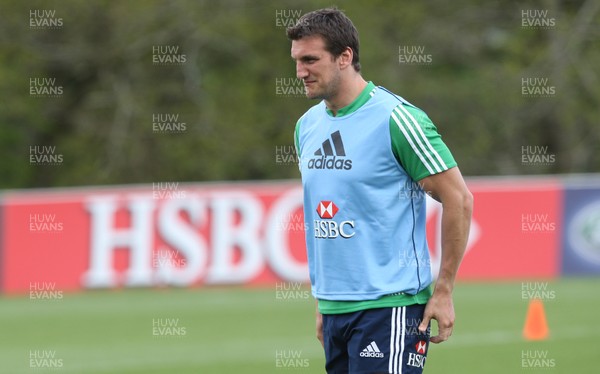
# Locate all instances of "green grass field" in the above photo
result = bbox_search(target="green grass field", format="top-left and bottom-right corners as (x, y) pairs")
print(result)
(1, 278), (599, 373)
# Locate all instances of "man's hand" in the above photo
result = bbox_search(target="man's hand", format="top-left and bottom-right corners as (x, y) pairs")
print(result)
(316, 303), (324, 347)
(418, 289), (455, 343)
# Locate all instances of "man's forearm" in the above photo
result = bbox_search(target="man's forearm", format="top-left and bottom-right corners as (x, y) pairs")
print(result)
(435, 190), (473, 293)
(315, 300), (324, 346)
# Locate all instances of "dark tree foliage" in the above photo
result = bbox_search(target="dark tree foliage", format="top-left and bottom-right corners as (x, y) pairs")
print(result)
(0, 0), (598, 188)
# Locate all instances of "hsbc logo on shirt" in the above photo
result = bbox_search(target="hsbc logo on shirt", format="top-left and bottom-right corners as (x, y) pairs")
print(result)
(314, 201), (355, 239)
(316, 201), (338, 219)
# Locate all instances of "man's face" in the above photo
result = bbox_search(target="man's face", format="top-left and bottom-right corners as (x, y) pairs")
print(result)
(291, 35), (341, 100)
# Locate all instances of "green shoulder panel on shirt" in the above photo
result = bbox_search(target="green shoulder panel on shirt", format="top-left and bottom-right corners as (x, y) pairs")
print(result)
(389, 104), (457, 181)
(318, 286), (432, 314)
(294, 118), (301, 158)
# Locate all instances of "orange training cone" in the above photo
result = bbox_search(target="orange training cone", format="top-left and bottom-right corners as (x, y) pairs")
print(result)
(523, 298), (549, 341)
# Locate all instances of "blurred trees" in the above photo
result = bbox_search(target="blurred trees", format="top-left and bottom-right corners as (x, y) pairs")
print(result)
(0, 0), (598, 189)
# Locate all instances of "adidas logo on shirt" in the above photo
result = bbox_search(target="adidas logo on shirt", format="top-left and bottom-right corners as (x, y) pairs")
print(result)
(359, 341), (384, 358)
(308, 130), (353, 170)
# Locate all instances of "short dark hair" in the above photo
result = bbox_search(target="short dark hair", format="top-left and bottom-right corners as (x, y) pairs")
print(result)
(286, 8), (361, 72)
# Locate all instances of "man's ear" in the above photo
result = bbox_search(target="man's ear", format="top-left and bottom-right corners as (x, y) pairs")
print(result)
(337, 47), (354, 69)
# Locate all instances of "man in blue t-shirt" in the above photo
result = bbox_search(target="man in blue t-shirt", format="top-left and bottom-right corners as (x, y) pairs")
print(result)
(287, 8), (473, 374)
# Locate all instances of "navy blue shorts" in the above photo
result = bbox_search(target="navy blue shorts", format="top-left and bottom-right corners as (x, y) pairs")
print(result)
(322, 305), (430, 374)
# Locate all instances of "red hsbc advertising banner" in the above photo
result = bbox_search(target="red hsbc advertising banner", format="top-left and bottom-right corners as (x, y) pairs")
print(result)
(1, 182), (308, 294)
(433, 179), (562, 280)
(1, 179), (563, 294)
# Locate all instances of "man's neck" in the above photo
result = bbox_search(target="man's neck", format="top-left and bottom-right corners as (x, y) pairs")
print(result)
(326, 76), (368, 117)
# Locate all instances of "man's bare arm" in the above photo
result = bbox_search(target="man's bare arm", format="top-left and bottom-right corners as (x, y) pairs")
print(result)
(316, 301), (324, 347)
(417, 167), (473, 343)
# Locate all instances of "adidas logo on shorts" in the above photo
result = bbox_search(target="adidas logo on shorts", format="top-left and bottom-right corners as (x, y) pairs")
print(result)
(360, 341), (384, 358)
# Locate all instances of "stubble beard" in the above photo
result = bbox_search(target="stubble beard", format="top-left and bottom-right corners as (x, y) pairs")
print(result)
(306, 71), (342, 102)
